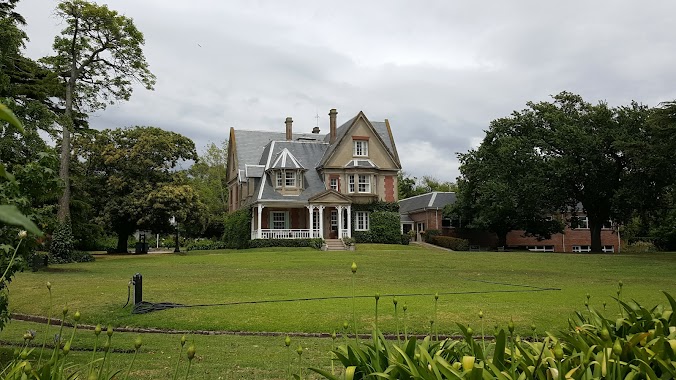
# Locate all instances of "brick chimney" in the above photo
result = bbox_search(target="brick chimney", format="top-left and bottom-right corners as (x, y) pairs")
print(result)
(285, 117), (293, 140)
(329, 109), (337, 144)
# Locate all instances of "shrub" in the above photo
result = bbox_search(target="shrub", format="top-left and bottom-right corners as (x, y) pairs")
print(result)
(400, 234), (410, 245)
(426, 235), (470, 251)
(48, 249), (95, 264)
(223, 208), (251, 249)
(342, 237), (355, 246)
(421, 229), (441, 242)
(185, 239), (228, 251)
(248, 238), (324, 249)
(353, 211), (401, 244)
(625, 240), (658, 253)
(49, 220), (74, 260)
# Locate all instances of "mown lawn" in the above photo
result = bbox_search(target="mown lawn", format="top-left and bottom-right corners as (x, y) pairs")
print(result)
(6, 244), (676, 337)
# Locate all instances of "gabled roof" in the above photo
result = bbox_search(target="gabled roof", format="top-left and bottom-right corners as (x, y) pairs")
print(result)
(245, 165), (265, 178)
(399, 192), (457, 214)
(270, 148), (305, 170)
(344, 159), (379, 169)
(233, 130), (321, 172)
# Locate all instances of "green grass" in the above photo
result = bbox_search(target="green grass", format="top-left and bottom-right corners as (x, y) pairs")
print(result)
(6, 244), (676, 338)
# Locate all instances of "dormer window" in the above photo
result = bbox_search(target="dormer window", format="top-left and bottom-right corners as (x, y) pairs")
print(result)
(354, 139), (368, 157)
(274, 169), (303, 189)
(285, 170), (296, 187)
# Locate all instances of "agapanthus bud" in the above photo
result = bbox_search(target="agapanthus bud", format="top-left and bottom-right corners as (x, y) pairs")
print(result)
(508, 318), (515, 334)
(343, 321), (348, 330)
(351, 262), (357, 273)
(618, 281), (623, 289)
(23, 361), (31, 374)
(553, 342), (564, 360)
(393, 297), (398, 306)
(402, 303), (408, 312)
(63, 342), (71, 355)
(284, 335), (291, 347)
(374, 293), (380, 301)
(107, 325), (113, 337)
(434, 293), (439, 301)
(20, 350), (28, 360)
(181, 335), (187, 347)
(187, 345), (196, 361)
(478, 310), (483, 319)
(95, 324), (101, 336)
(103, 340), (110, 352)
(331, 331), (336, 340)
(74, 311), (81, 322)
(134, 336), (143, 350)
(467, 326), (473, 336)
(612, 339), (622, 356)
(46, 282), (51, 291)
(600, 328), (610, 341)
(296, 345), (303, 356)
(18, 230), (27, 239)
(462, 356), (475, 370)
(62, 306), (68, 317)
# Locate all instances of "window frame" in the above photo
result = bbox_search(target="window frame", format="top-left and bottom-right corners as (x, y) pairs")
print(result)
(357, 174), (370, 193)
(285, 170), (296, 188)
(348, 175), (355, 193)
(271, 211), (288, 230)
(355, 211), (369, 231)
(330, 177), (338, 191)
(353, 140), (368, 157)
(275, 171), (283, 188)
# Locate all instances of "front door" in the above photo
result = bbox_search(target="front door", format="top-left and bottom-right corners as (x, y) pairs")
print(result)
(330, 210), (338, 239)
(416, 222), (425, 241)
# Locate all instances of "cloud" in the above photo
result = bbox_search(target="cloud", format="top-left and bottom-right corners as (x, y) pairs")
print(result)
(17, 0), (676, 181)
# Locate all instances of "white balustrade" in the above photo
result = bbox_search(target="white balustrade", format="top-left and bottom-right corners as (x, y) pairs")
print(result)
(251, 229), (314, 239)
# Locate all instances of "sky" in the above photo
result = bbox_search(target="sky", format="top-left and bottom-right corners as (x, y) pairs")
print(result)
(16, 1), (676, 182)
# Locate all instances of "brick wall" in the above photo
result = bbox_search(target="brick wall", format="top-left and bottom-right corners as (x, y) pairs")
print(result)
(384, 176), (395, 202)
(506, 228), (620, 252)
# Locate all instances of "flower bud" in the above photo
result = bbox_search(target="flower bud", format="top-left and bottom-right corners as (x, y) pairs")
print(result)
(393, 297), (398, 306)
(23, 361), (31, 374)
(20, 350), (28, 360)
(402, 303), (407, 312)
(62, 306), (68, 317)
(343, 321), (349, 330)
(508, 318), (515, 334)
(434, 293), (439, 301)
(467, 327), (473, 336)
(134, 336), (142, 350)
(63, 341), (71, 355)
(18, 230), (27, 239)
(462, 356), (475, 370)
(374, 293), (380, 301)
(478, 310), (483, 319)
(612, 338), (622, 356)
(618, 281), (623, 289)
(600, 328), (610, 341)
(531, 323), (536, 332)
(351, 262), (357, 274)
(181, 335), (187, 347)
(103, 340), (110, 352)
(586, 293), (590, 301)
(107, 326), (113, 337)
(284, 335), (291, 347)
(331, 331), (336, 340)
(94, 324), (101, 336)
(74, 311), (81, 322)
(553, 342), (564, 360)
(46, 282), (51, 291)
(296, 345), (303, 356)
(187, 345), (196, 361)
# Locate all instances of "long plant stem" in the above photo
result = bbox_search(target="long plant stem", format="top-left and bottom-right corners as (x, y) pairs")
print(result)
(0, 240), (22, 283)
(172, 345), (184, 380)
(39, 289), (52, 366)
(394, 304), (400, 344)
(88, 334), (99, 376)
(184, 361), (192, 380)
(352, 274), (357, 343)
(374, 298), (379, 370)
(124, 348), (139, 380)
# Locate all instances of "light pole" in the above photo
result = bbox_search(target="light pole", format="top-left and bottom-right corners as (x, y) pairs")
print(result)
(170, 216), (180, 253)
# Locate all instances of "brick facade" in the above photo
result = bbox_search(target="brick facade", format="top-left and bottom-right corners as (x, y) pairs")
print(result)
(506, 228), (620, 252)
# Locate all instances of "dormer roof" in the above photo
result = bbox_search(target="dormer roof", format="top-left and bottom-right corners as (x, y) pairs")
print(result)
(269, 148), (305, 170)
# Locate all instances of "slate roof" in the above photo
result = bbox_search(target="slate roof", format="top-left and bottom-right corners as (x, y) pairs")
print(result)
(245, 165), (265, 178)
(399, 192), (457, 214)
(270, 148), (305, 170)
(233, 130), (321, 172)
(258, 141), (329, 202)
(344, 159), (378, 169)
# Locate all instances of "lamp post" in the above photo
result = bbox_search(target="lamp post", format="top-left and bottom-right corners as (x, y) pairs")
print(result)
(170, 216), (180, 253)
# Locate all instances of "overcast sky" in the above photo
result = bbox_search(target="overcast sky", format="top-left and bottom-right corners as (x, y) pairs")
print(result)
(16, 1), (676, 182)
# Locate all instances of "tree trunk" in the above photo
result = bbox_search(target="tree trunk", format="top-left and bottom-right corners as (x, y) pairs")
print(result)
(496, 231), (507, 248)
(589, 221), (603, 253)
(116, 231), (130, 253)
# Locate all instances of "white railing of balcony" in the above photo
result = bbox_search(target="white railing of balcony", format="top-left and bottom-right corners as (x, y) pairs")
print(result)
(341, 230), (350, 238)
(251, 229), (315, 239)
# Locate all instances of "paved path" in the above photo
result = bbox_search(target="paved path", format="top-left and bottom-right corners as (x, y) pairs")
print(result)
(411, 241), (454, 252)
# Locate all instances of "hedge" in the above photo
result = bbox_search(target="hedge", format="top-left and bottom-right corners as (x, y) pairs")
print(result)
(353, 211), (401, 244)
(185, 239), (229, 251)
(223, 207), (251, 249)
(249, 238), (324, 249)
(426, 235), (470, 251)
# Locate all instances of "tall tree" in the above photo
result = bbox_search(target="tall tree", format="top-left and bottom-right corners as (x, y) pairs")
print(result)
(398, 172), (456, 200)
(74, 127), (202, 252)
(189, 141), (228, 238)
(42, 0), (155, 223)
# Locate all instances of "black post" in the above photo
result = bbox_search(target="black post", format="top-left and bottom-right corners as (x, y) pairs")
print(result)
(174, 222), (180, 253)
(133, 273), (142, 305)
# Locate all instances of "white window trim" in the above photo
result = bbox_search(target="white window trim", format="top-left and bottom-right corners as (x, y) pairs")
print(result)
(358, 174), (371, 193)
(356, 211), (369, 231)
(275, 171), (283, 188)
(285, 170), (296, 188)
(353, 140), (368, 157)
(572, 216), (589, 229)
(330, 178), (338, 191)
(572, 245), (591, 253)
(348, 175), (355, 193)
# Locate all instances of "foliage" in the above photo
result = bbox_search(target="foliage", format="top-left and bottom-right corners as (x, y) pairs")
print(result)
(342, 237), (355, 246)
(48, 249), (94, 264)
(223, 208), (251, 249)
(42, 0), (156, 223)
(48, 220), (74, 260)
(423, 229), (442, 239)
(249, 238), (324, 249)
(73, 126), (202, 252)
(399, 234), (410, 245)
(314, 291), (676, 380)
(184, 239), (228, 251)
(398, 172), (457, 200)
(189, 142), (228, 238)
(624, 240), (658, 253)
(358, 211), (401, 244)
(426, 235), (470, 251)
(351, 201), (399, 213)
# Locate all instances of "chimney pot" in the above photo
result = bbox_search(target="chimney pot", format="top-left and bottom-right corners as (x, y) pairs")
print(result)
(312, 126), (320, 134)
(285, 117), (293, 140)
(329, 109), (337, 144)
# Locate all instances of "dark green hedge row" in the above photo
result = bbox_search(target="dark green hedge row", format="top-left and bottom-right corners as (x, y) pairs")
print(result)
(353, 211), (401, 244)
(426, 235), (470, 251)
(249, 238), (324, 249)
(351, 201), (399, 213)
(185, 239), (229, 251)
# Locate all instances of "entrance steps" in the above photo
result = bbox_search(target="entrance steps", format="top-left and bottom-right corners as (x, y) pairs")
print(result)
(324, 239), (347, 251)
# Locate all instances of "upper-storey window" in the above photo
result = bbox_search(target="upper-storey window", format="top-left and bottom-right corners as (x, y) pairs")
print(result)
(348, 174), (371, 193)
(274, 169), (302, 189)
(354, 140), (368, 157)
(330, 177), (338, 191)
(285, 170), (296, 187)
(276, 171), (283, 188)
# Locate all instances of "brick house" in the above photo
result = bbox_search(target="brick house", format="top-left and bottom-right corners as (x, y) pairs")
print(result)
(400, 192), (622, 252)
(226, 109), (402, 241)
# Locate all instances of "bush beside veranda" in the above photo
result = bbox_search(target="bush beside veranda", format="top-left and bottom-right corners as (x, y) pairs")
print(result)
(249, 238), (324, 249)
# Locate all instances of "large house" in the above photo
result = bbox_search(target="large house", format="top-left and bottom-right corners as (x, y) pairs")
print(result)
(226, 109), (402, 241)
(399, 192), (622, 252)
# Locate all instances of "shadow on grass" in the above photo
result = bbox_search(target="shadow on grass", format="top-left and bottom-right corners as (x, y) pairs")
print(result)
(42, 267), (89, 273)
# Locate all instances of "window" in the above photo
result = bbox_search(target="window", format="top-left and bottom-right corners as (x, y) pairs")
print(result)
(356, 211), (369, 231)
(330, 177), (338, 191)
(602, 245), (614, 253)
(271, 211), (287, 229)
(572, 216), (589, 229)
(312, 210), (320, 231)
(348, 175), (355, 193)
(572, 245), (591, 253)
(358, 175), (370, 193)
(441, 218), (452, 227)
(602, 220), (613, 229)
(285, 170), (296, 187)
(528, 245), (554, 252)
(354, 140), (368, 157)
(276, 171), (283, 188)
(331, 210), (338, 230)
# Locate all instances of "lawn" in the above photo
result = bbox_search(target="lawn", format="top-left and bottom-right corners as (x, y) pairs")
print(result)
(6, 244), (676, 338)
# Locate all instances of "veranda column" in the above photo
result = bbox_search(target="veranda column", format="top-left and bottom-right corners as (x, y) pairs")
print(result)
(337, 205), (344, 239)
(257, 204), (264, 239)
(250, 214), (254, 239)
(347, 205), (352, 238)
(318, 206), (325, 239)
(307, 205), (314, 238)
